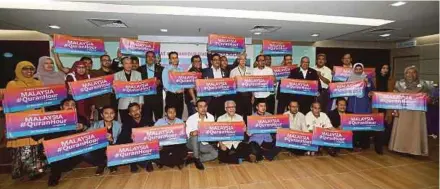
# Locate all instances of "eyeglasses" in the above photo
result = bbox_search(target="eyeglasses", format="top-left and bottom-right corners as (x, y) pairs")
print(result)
(22, 67), (35, 71)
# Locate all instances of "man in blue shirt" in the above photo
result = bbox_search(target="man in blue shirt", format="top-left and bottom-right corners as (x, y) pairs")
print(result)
(162, 51), (185, 119)
(140, 51), (164, 124)
(154, 105), (188, 169)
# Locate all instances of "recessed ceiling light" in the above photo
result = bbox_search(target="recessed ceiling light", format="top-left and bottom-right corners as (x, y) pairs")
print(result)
(48, 25), (60, 29)
(0, 1), (394, 26)
(380, 33), (391, 37)
(253, 32), (262, 35)
(390, 1), (406, 7)
(311, 33), (320, 37)
(160, 29), (168, 32)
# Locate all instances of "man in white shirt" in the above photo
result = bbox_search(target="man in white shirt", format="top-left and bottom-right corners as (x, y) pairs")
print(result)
(217, 100), (256, 163)
(283, 101), (308, 132)
(305, 102), (333, 131)
(313, 53), (332, 112)
(230, 54), (253, 120)
(185, 99), (218, 170)
(252, 54), (275, 114)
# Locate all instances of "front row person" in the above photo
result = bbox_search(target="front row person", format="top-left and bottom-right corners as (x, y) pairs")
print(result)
(248, 99), (281, 161)
(185, 99), (219, 170)
(154, 105), (189, 169)
(305, 102), (336, 156)
(283, 100), (308, 155)
(217, 100), (257, 164)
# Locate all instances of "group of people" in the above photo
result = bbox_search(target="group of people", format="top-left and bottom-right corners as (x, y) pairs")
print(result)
(1, 48), (432, 187)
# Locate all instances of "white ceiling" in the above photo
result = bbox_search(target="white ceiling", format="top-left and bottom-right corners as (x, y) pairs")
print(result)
(0, 1), (438, 42)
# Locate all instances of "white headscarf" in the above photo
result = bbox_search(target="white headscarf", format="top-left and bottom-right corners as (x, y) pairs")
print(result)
(347, 63), (367, 82)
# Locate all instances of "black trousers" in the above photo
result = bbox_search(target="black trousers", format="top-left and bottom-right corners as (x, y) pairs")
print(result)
(158, 144), (188, 167)
(353, 131), (384, 151)
(234, 93), (252, 122)
(207, 96), (227, 118)
(317, 89), (330, 112)
(255, 95), (275, 114)
(293, 95), (316, 115)
(218, 142), (252, 164)
(143, 95), (164, 123)
(249, 141), (281, 161)
(119, 109), (131, 124)
(277, 93), (292, 114)
(165, 92), (184, 119)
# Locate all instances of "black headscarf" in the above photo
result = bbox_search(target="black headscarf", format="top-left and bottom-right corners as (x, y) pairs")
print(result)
(375, 64), (391, 92)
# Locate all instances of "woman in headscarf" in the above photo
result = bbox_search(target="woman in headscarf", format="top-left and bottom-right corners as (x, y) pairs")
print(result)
(35, 56), (66, 111)
(374, 64), (395, 145)
(346, 63), (375, 151)
(65, 61), (93, 121)
(389, 66), (429, 156)
(6, 61), (46, 180)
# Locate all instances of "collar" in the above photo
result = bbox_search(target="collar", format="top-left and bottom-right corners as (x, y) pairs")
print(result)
(147, 63), (155, 68)
(313, 113), (321, 118)
(212, 67), (221, 71)
(197, 113), (208, 119)
(300, 68), (308, 72)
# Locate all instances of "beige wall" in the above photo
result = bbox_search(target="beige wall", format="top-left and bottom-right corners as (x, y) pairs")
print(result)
(391, 34), (439, 83)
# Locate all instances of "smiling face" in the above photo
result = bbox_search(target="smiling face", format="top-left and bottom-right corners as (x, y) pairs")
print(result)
(354, 65), (363, 75)
(283, 55), (292, 65)
(100, 55), (112, 69)
(102, 108), (116, 122)
(43, 58), (55, 72)
(300, 57), (310, 70)
(316, 55), (326, 68)
(405, 68), (417, 82)
(21, 65), (35, 78)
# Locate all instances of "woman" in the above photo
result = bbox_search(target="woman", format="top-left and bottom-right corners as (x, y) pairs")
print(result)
(346, 63), (375, 151)
(389, 66), (430, 156)
(65, 61), (93, 121)
(374, 64), (395, 144)
(35, 56), (66, 111)
(6, 61), (46, 180)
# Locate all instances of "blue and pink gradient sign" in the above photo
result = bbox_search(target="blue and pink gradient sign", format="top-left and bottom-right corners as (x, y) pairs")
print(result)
(262, 40), (292, 55)
(2, 84), (67, 113)
(280, 78), (319, 96)
(329, 80), (365, 98)
(247, 114), (289, 134)
(196, 78), (237, 97)
(53, 34), (105, 55)
(169, 72), (202, 88)
(207, 34), (245, 53)
(113, 78), (157, 99)
(198, 121), (245, 142)
(276, 128), (318, 151)
(119, 38), (160, 57)
(68, 75), (114, 101)
(311, 127), (353, 148)
(372, 92), (427, 111)
(106, 140), (160, 167)
(236, 76), (275, 92)
(341, 113), (384, 131)
(43, 128), (109, 163)
(132, 124), (187, 146)
(6, 110), (77, 139)
(271, 65), (297, 80)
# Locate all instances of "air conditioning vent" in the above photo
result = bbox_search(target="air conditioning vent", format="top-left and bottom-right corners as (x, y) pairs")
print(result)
(250, 26), (281, 33)
(366, 28), (395, 34)
(87, 19), (128, 28)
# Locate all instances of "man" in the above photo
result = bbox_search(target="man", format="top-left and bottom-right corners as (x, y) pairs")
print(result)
(162, 52), (184, 119)
(305, 102), (333, 131)
(220, 55), (231, 74)
(185, 99), (218, 170)
(341, 53), (353, 68)
(276, 54), (293, 114)
(140, 51), (164, 123)
(46, 98), (88, 186)
(90, 55), (116, 121)
(185, 55), (203, 116)
(313, 53), (332, 112)
(283, 101), (307, 132)
(87, 106), (122, 175)
(288, 56), (321, 114)
(154, 105), (188, 169)
(202, 53), (230, 118)
(114, 57), (144, 123)
(327, 98), (349, 129)
(217, 100), (255, 163)
(230, 54), (253, 121)
(118, 103), (154, 172)
(252, 55), (275, 114)
(264, 55), (272, 67)
(131, 56), (141, 72)
(248, 99), (281, 161)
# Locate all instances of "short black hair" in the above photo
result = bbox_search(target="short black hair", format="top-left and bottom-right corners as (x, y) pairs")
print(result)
(283, 54), (292, 60)
(191, 55), (202, 63)
(212, 53), (221, 60)
(145, 51), (155, 57)
(60, 97), (76, 107)
(165, 105), (176, 112)
(80, 56), (92, 62)
(264, 55), (271, 58)
(256, 54), (265, 61)
(300, 56), (310, 63)
(100, 55), (110, 60)
(254, 99), (266, 108)
(128, 102), (140, 111)
(196, 99), (207, 106)
(336, 98), (347, 105)
(288, 100), (299, 106)
(102, 105), (115, 112)
(130, 56), (139, 62)
(168, 51), (178, 59)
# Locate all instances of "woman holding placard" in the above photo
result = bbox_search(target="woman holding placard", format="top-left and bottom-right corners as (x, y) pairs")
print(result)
(389, 66), (430, 156)
(65, 61), (93, 121)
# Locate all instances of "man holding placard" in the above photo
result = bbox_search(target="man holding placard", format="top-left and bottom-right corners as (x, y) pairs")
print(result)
(163, 52), (185, 119)
(305, 102), (334, 155)
(252, 55), (275, 114)
(230, 54), (253, 121)
(141, 51), (164, 124)
(276, 54), (294, 114)
(313, 54), (332, 112)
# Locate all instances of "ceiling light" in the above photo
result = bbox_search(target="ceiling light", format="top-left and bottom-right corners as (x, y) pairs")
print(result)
(160, 29), (168, 32)
(0, 1), (394, 26)
(380, 33), (391, 37)
(48, 25), (60, 29)
(253, 32), (262, 35)
(311, 33), (319, 37)
(390, 1), (406, 7)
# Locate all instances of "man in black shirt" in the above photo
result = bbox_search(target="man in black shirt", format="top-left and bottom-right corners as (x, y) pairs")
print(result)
(118, 103), (155, 172)
(185, 55), (203, 116)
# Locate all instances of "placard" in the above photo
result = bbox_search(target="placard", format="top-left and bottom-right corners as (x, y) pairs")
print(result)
(196, 78), (236, 97)
(113, 78), (157, 99)
(198, 121), (245, 142)
(168, 72), (202, 88)
(329, 80), (365, 98)
(372, 92), (427, 111)
(106, 140), (160, 167)
(280, 78), (319, 96)
(271, 65), (297, 80)
(236, 76), (275, 92)
(119, 38), (160, 57)
(275, 128), (318, 151)
(207, 34), (245, 53)
(311, 127), (353, 148)
(53, 34), (105, 55)
(341, 113), (384, 131)
(132, 124), (187, 146)
(262, 40), (292, 55)
(247, 114), (289, 134)
(68, 75), (114, 101)
(332, 66), (352, 82)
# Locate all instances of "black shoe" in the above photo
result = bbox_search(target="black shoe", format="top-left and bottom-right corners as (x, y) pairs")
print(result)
(156, 162), (164, 169)
(130, 165), (139, 173)
(146, 162), (154, 172)
(95, 166), (105, 176)
(48, 174), (60, 187)
(194, 159), (205, 170)
(328, 148), (338, 157)
(375, 147), (384, 155)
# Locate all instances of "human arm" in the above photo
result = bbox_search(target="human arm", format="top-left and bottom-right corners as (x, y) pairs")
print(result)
(51, 46), (70, 74)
